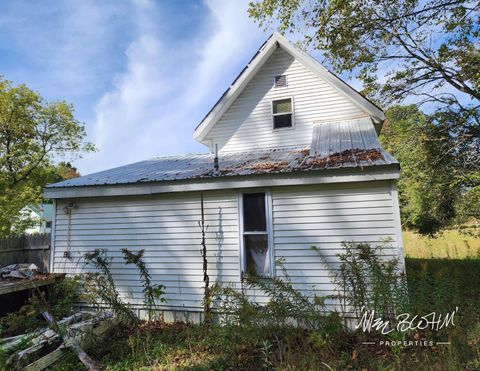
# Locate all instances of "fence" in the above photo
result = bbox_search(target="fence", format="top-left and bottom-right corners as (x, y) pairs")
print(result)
(0, 233), (51, 272)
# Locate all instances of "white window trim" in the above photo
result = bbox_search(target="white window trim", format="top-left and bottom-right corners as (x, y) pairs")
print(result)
(271, 97), (295, 131)
(273, 74), (288, 88)
(238, 190), (274, 278)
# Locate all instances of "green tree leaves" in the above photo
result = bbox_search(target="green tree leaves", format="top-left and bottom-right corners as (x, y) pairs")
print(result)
(249, 0), (480, 107)
(249, 1), (480, 232)
(381, 105), (477, 233)
(0, 78), (95, 236)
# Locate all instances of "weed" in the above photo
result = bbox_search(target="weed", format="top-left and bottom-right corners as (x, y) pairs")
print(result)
(467, 321), (480, 369)
(214, 259), (343, 338)
(122, 248), (166, 321)
(313, 242), (409, 322)
(37, 257), (480, 370)
(84, 248), (138, 324)
(199, 193), (212, 325)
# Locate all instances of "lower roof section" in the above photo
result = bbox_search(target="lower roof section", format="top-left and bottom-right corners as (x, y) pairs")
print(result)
(44, 117), (399, 199)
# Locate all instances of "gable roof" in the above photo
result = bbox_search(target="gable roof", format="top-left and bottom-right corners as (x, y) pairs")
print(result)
(193, 33), (385, 145)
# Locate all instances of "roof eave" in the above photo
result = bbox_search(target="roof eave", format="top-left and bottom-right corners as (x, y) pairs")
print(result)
(193, 35), (279, 144)
(43, 164), (400, 200)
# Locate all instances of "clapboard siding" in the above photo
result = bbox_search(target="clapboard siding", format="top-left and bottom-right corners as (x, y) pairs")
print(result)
(53, 191), (243, 309)
(207, 47), (368, 152)
(51, 181), (400, 311)
(271, 181), (398, 293)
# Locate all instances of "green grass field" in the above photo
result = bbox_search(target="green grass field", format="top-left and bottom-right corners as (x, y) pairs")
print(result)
(403, 229), (480, 259)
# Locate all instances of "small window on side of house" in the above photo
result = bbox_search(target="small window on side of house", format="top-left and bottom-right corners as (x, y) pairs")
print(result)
(45, 221), (52, 228)
(241, 192), (271, 276)
(272, 98), (293, 129)
(274, 75), (287, 87)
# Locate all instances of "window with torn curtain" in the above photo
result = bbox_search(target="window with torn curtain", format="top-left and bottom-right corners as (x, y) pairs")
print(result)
(239, 192), (273, 277)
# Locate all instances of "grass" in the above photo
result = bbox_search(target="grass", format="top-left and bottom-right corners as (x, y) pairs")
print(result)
(46, 258), (480, 371)
(403, 229), (480, 259)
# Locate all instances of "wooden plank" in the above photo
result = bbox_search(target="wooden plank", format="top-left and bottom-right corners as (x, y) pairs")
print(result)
(0, 274), (65, 296)
(24, 345), (67, 371)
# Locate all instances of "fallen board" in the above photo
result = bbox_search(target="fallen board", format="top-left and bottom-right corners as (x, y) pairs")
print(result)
(0, 273), (65, 296)
(22, 315), (119, 371)
(24, 345), (66, 371)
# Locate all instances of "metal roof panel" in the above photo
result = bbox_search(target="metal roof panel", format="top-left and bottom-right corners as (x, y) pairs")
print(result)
(48, 118), (398, 189)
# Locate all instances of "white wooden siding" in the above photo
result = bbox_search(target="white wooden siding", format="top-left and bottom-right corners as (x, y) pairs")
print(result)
(52, 181), (400, 312)
(207, 47), (368, 152)
(271, 181), (398, 295)
(53, 192), (240, 310)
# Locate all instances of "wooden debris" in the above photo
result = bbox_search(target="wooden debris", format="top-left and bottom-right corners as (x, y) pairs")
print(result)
(65, 340), (101, 371)
(2, 311), (113, 370)
(24, 345), (66, 371)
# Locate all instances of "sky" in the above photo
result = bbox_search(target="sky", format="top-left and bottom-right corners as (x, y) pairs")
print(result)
(0, 0), (353, 175)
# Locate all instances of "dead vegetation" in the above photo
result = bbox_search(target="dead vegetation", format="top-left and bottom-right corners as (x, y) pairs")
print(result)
(303, 149), (384, 169)
(202, 148), (385, 177)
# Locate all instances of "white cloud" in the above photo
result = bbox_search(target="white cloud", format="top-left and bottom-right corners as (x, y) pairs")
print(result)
(0, 0), (129, 98)
(79, 0), (267, 174)
(187, 0), (264, 105)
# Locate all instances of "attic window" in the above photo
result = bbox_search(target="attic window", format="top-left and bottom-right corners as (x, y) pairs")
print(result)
(272, 98), (293, 129)
(274, 75), (287, 87)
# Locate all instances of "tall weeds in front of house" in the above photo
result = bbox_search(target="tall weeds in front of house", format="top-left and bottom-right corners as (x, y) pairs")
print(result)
(84, 249), (138, 324)
(199, 194), (212, 325)
(313, 241), (409, 322)
(46, 246), (480, 370)
(122, 248), (166, 321)
(215, 259), (342, 336)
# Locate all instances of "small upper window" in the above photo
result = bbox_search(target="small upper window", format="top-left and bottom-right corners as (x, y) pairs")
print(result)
(272, 98), (293, 129)
(274, 75), (287, 87)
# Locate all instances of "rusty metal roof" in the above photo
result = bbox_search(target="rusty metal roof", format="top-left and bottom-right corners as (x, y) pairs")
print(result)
(47, 119), (397, 189)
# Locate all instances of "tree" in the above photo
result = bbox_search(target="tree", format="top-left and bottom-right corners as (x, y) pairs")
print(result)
(381, 105), (461, 233)
(249, 0), (480, 231)
(0, 78), (94, 236)
(49, 162), (81, 184)
(249, 1), (479, 109)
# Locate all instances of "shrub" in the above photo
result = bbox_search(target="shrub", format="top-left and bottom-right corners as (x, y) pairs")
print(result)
(214, 260), (342, 336)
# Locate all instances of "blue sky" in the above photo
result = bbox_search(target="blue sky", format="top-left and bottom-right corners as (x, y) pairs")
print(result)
(0, 0), (351, 175)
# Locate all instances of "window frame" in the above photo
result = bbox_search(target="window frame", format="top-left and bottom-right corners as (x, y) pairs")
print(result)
(238, 190), (274, 278)
(271, 97), (295, 130)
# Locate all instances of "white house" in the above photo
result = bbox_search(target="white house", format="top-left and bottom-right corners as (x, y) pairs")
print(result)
(23, 203), (54, 234)
(44, 33), (403, 319)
